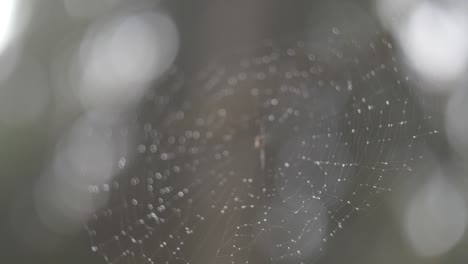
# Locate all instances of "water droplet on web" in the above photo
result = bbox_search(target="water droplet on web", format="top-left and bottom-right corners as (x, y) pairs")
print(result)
(118, 157), (126, 169)
(332, 27), (341, 35)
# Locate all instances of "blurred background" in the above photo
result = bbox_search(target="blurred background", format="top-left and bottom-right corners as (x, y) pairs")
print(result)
(2, 0), (468, 263)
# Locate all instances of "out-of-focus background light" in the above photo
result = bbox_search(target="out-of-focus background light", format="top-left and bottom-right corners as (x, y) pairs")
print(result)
(76, 9), (178, 110)
(0, 0), (17, 54)
(0, 0), (32, 55)
(378, 0), (468, 89)
(34, 111), (133, 235)
(376, 0), (418, 32)
(403, 172), (467, 258)
(398, 2), (468, 84)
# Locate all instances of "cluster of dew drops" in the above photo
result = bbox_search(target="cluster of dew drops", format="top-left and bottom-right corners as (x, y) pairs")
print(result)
(85, 27), (439, 264)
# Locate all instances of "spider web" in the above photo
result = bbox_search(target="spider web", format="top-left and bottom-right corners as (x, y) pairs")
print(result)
(84, 27), (439, 264)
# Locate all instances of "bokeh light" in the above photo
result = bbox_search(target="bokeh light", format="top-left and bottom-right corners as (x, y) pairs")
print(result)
(397, 2), (468, 85)
(403, 172), (467, 258)
(34, 110), (135, 235)
(76, 9), (179, 110)
(0, 0), (17, 54)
